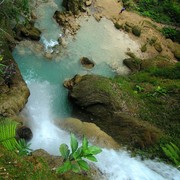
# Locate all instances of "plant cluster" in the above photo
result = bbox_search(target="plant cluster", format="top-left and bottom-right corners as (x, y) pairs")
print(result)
(0, 119), (32, 156)
(161, 142), (180, 167)
(57, 133), (102, 174)
(0, 0), (29, 22)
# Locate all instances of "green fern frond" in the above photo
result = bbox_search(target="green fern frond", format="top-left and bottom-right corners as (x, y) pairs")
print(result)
(0, 119), (19, 151)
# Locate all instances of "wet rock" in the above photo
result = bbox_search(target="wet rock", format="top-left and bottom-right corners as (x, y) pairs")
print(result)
(63, 74), (82, 89)
(58, 118), (120, 149)
(16, 126), (33, 141)
(80, 57), (95, 69)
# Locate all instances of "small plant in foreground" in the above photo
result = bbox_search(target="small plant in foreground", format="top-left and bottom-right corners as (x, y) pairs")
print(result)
(148, 86), (167, 97)
(56, 133), (102, 174)
(161, 142), (180, 167)
(0, 119), (32, 156)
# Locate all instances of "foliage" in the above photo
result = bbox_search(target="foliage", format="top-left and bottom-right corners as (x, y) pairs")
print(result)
(131, 0), (180, 25)
(148, 86), (167, 97)
(161, 142), (180, 166)
(57, 133), (102, 174)
(0, 0), (29, 22)
(151, 62), (180, 79)
(161, 27), (180, 43)
(0, 119), (31, 156)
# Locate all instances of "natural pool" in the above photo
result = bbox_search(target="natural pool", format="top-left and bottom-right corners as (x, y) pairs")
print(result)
(13, 0), (180, 179)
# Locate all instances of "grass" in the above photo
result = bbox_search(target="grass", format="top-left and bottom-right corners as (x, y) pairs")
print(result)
(113, 63), (180, 162)
(0, 145), (59, 180)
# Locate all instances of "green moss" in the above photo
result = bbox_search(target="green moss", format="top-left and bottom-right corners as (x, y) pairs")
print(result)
(141, 44), (147, 52)
(174, 49), (180, 61)
(154, 43), (162, 52)
(114, 22), (122, 29)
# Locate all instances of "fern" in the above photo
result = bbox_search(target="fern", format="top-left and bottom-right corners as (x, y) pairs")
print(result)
(161, 142), (180, 167)
(0, 119), (19, 150)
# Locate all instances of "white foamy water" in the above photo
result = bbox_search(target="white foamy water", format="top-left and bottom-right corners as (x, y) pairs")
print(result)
(20, 80), (71, 155)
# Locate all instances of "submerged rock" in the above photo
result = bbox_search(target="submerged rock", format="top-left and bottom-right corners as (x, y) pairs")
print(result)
(80, 57), (95, 69)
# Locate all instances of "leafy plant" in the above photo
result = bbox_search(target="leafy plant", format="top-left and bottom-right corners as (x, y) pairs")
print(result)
(0, 119), (31, 156)
(134, 85), (144, 93)
(148, 86), (167, 97)
(161, 142), (180, 167)
(56, 133), (102, 174)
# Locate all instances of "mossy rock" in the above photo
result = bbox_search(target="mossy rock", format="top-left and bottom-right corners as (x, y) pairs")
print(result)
(174, 49), (180, 61)
(125, 22), (134, 28)
(141, 44), (147, 52)
(132, 26), (141, 37)
(123, 58), (141, 72)
(154, 42), (162, 52)
(124, 24), (131, 32)
(148, 36), (157, 45)
(114, 22), (122, 29)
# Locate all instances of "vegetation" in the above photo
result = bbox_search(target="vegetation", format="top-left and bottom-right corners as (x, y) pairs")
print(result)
(57, 133), (102, 174)
(161, 142), (180, 167)
(0, 0), (29, 22)
(0, 118), (31, 155)
(123, 0), (180, 25)
(114, 61), (180, 163)
(161, 27), (180, 43)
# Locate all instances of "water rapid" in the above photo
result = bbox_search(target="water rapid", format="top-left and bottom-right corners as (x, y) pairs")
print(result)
(13, 0), (180, 179)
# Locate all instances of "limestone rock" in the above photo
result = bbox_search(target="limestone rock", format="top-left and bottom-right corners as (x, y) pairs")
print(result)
(59, 118), (120, 149)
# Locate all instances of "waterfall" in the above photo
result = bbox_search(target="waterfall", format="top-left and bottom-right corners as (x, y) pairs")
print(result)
(13, 0), (180, 179)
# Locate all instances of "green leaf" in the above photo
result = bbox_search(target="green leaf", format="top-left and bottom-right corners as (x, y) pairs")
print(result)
(70, 133), (78, 153)
(60, 144), (70, 160)
(71, 163), (81, 173)
(85, 155), (97, 162)
(77, 160), (89, 171)
(82, 136), (88, 151)
(56, 160), (71, 174)
(73, 147), (82, 160)
(87, 146), (102, 155)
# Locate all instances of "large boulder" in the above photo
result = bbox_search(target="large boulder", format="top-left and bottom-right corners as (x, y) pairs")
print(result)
(0, 30), (30, 116)
(66, 74), (162, 149)
(16, 126), (33, 141)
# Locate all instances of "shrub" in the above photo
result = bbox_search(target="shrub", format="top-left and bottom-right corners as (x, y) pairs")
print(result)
(154, 43), (162, 53)
(114, 22), (122, 30)
(161, 27), (180, 43)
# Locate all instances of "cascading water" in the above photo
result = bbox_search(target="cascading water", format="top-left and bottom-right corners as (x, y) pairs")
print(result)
(13, 0), (180, 179)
